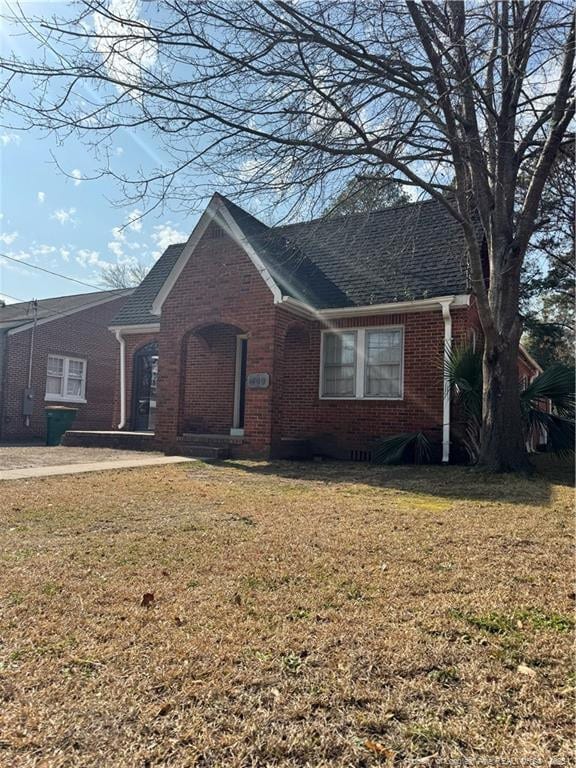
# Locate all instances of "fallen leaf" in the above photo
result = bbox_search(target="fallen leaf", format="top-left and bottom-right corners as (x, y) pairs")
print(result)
(364, 739), (396, 759)
(141, 592), (155, 608)
(517, 663), (536, 677)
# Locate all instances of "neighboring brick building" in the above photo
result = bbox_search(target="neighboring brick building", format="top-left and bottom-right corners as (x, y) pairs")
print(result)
(107, 193), (541, 460)
(0, 289), (132, 442)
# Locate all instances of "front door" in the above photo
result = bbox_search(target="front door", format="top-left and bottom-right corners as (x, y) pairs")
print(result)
(232, 336), (248, 435)
(132, 343), (159, 431)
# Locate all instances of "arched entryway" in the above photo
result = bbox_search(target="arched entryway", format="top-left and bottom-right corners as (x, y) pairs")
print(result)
(132, 341), (159, 431)
(179, 323), (248, 436)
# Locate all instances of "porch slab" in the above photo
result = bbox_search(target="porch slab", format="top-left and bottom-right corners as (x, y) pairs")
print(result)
(62, 430), (157, 451)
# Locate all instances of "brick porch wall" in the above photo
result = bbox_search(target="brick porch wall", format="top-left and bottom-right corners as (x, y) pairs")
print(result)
(0, 295), (129, 442)
(153, 220), (278, 457)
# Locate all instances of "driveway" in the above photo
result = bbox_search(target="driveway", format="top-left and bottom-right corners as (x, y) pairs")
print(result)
(0, 445), (191, 480)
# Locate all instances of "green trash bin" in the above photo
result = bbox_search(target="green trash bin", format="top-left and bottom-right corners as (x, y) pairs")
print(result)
(45, 406), (78, 446)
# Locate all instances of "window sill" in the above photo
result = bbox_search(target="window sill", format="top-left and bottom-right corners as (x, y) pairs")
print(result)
(44, 395), (87, 404)
(320, 395), (403, 401)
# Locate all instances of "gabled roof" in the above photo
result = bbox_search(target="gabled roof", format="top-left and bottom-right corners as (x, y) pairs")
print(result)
(110, 244), (184, 328)
(111, 194), (471, 327)
(0, 288), (132, 334)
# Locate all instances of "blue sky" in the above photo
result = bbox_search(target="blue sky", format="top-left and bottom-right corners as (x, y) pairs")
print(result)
(0, 3), (198, 305)
(0, 116), (194, 303)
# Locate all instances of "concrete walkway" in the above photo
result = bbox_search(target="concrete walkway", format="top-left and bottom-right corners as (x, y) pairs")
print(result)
(0, 455), (193, 481)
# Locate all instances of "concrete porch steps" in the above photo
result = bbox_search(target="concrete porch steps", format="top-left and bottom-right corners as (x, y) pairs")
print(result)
(175, 443), (230, 460)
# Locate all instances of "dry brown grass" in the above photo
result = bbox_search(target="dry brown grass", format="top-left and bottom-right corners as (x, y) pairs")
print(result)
(0, 458), (573, 767)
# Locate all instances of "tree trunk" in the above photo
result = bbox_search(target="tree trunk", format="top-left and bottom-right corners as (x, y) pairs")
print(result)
(477, 336), (532, 473)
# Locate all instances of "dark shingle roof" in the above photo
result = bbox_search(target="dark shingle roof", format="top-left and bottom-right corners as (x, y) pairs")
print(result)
(110, 244), (184, 327)
(111, 195), (471, 325)
(0, 289), (132, 332)
(270, 200), (470, 307)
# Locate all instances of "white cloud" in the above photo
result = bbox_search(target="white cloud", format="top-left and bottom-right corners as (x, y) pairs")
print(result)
(0, 133), (21, 147)
(127, 209), (143, 231)
(108, 240), (124, 258)
(0, 231), (18, 246)
(75, 248), (110, 270)
(70, 169), (83, 186)
(30, 243), (57, 257)
(115, 146), (124, 156)
(37, 191), (46, 204)
(51, 208), (77, 225)
(0, 293), (17, 305)
(151, 222), (187, 259)
(92, 1), (157, 93)
(59, 247), (71, 262)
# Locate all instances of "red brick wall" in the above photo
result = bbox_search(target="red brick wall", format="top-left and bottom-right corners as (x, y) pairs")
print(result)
(272, 305), (473, 456)
(1, 295), (129, 442)
(155, 221), (278, 456)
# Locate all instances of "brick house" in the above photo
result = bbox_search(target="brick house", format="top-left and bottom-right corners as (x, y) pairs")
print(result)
(0, 289), (132, 442)
(106, 193), (540, 461)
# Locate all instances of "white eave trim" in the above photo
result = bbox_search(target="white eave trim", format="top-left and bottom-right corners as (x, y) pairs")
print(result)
(151, 195), (282, 316)
(6, 291), (134, 336)
(279, 293), (471, 320)
(108, 322), (160, 334)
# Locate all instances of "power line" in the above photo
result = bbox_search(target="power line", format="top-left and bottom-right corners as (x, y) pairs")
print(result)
(0, 252), (104, 291)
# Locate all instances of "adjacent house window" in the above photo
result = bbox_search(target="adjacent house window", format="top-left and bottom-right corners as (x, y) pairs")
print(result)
(45, 355), (87, 402)
(321, 327), (404, 399)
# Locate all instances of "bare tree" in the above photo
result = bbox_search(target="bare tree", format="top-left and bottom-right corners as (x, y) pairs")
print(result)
(322, 173), (410, 217)
(1, 1), (573, 471)
(100, 261), (149, 289)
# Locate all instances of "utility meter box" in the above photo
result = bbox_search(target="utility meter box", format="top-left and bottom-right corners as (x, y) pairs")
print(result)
(22, 387), (34, 416)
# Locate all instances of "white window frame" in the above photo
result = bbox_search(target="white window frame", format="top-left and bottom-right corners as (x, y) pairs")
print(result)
(319, 326), (404, 400)
(45, 354), (88, 403)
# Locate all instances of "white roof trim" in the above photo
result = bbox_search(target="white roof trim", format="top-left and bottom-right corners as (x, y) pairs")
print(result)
(279, 293), (471, 320)
(5, 291), (133, 336)
(108, 322), (160, 334)
(151, 195), (282, 316)
(319, 294), (471, 318)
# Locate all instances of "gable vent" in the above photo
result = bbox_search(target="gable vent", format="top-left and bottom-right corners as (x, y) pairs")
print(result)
(349, 449), (372, 462)
(206, 224), (225, 239)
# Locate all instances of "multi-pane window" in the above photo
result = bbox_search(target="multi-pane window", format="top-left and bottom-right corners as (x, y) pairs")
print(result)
(322, 331), (356, 397)
(45, 355), (87, 401)
(321, 328), (403, 399)
(365, 329), (403, 398)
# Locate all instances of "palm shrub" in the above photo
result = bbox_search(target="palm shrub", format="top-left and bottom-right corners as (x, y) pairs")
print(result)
(446, 345), (574, 463)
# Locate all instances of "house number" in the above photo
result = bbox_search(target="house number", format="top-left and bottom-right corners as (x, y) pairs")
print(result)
(247, 373), (270, 389)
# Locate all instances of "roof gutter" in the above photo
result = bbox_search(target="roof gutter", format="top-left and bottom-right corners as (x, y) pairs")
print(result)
(278, 293), (471, 320)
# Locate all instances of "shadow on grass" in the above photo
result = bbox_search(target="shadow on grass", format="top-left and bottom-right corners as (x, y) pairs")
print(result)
(220, 453), (574, 507)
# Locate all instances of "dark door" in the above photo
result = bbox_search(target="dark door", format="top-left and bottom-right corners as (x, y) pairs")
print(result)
(132, 343), (159, 431)
(237, 338), (248, 429)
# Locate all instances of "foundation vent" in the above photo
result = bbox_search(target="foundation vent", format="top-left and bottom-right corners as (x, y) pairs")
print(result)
(349, 449), (372, 462)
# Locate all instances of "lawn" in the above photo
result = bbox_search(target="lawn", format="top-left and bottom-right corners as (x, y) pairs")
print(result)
(1, 459), (573, 767)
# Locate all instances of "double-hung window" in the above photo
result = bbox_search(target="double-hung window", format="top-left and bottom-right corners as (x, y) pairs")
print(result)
(45, 355), (87, 402)
(321, 327), (403, 399)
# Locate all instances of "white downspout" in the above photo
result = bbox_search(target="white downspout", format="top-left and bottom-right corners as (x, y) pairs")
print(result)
(115, 330), (126, 430)
(440, 299), (454, 463)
